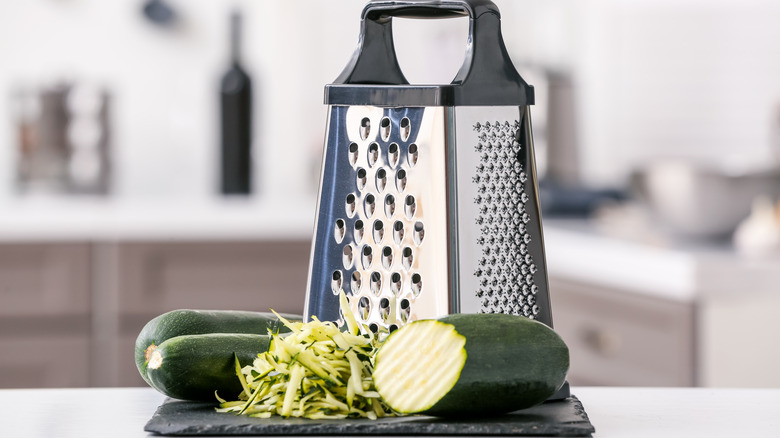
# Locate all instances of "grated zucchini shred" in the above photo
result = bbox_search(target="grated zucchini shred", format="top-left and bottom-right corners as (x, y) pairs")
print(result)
(216, 290), (394, 419)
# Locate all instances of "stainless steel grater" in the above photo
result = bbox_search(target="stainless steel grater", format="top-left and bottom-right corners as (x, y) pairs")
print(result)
(305, 0), (553, 334)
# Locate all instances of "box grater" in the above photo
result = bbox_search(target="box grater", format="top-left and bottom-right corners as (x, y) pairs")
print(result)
(305, 0), (554, 334)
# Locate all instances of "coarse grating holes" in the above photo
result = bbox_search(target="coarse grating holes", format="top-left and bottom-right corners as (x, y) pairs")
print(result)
(379, 297), (391, 321)
(384, 194), (396, 218)
(396, 169), (407, 192)
(400, 117), (411, 142)
(361, 245), (373, 269)
(388, 143), (399, 167)
(359, 117), (371, 140)
(404, 195), (416, 219)
(331, 270), (343, 294)
(345, 193), (356, 218)
(390, 272), (402, 295)
(408, 143), (418, 167)
(325, 111), (434, 332)
(334, 219), (345, 243)
(402, 247), (413, 271)
(348, 142), (359, 167)
(411, 273), (422, 296)
(393, 221), (404, 244)
(413, 221), (424, 245)
(351, 271), (361, 293)
(364, 194), (376, 217)
(376, 168), (387, 192)
(342, 244), (354, 269)
(356, 168), (367, 191)
(373, 220), (384, 244)
(399, 298), (411, 322)
(380, 117), (391, 142)
(370, 271), (382, 295)
(358, 296), (371, 320)
(354, 219), (364, 242)
(368, 142), (379, 167)
(380, 246), (393, 269)
(368, 323), (379, 333)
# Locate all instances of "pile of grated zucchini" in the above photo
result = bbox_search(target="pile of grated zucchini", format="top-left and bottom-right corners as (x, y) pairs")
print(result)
(216, 292), (394, 419)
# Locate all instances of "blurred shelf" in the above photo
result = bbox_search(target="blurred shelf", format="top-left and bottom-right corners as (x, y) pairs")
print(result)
(544, 218), (780, 388)
(544, 219), (780, 301)
(0, 196), (317, 242)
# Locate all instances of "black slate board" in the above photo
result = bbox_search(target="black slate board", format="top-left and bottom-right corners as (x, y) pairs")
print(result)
(144, 395), (594, 436)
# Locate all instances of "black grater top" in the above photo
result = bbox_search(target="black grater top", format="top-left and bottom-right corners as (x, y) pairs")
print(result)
(326, 0), (534, 107)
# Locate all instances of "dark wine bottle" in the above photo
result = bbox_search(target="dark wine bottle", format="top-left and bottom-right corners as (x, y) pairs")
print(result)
(220, 11), (252, 195)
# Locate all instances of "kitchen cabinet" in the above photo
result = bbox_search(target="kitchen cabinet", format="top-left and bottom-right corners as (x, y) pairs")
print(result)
(107, 240), (311, 387)
(544, 221), (780, 388)
(0, 243), (91, 388)
(0, 239), (311, 388)
(549, 277), (695, 387)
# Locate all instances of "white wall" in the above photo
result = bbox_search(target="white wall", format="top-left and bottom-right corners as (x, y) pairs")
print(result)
(2, 0), (780, 201)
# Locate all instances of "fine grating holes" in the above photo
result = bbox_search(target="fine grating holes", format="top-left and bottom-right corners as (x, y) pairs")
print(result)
(356, 168), (367, 191)
(331, 270), (343, 294)
(334, 219), (346, 243)
(368, 143), (379, 167)
(408, 143), (418, 167)
(380, 117), (391, 142)
(342, 244), (354, 269)
(381, 246), (393, 269)
(385, 194), (396, 218)
(348, 142), (359, 167)
(376, 168), (387, 192)
(393, 221), (404, 244)
(413, 221), (424, 245)
(362, 245), (373, 269)
(359, 117), (371, 140)
(373, 220), (384, 243)
(388, 143), (399, 167)
(354, 219), (365, 242)
(345, 193), (356, 218)
(400, 117), (411, 142)
(364, 194), (376, 217)
(396, 169), (407, 192)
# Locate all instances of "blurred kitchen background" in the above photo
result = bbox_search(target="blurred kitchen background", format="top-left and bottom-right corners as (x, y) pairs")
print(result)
(2, 0), (780, 390)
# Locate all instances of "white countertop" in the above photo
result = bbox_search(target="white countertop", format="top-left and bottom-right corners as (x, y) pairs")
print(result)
(2, 387), (778, 438)
(0, 197), (316, 242)
(1, 198), (779, 301)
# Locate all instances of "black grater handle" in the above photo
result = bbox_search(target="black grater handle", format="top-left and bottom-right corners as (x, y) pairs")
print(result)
(332, 0), (532, 106)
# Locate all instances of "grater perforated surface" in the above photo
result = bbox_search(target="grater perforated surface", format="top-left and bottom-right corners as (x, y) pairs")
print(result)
(472, 120), (540, 318)
(305, 105), (452, 335)
(307, 105), (553, 331)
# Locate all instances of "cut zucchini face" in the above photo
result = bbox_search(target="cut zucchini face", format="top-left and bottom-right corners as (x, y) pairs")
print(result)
(372, 320), (467, 414)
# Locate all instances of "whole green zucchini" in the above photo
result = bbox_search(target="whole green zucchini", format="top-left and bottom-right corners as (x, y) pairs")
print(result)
(134, 309), (300, 385)
(372, 313), (569, 417)
(146, 333), (272, 401)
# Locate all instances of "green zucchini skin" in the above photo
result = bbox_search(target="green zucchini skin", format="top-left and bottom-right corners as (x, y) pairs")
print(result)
(135, 309), (300, 385)
(146, 333), (271, 401)
(427, 313), (569, 416)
